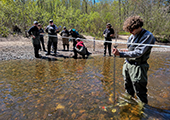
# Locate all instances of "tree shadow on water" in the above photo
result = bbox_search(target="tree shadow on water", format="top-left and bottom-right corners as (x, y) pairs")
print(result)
(142, 105), (170, 120)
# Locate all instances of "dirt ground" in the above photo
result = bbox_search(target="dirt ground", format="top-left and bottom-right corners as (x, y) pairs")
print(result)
(0, 34), (169, 61)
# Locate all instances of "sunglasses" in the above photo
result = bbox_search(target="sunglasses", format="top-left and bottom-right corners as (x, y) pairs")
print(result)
(129, 29), (134, 33)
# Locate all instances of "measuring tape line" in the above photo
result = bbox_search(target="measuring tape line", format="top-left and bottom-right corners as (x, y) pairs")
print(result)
(40, 33), (170, 48)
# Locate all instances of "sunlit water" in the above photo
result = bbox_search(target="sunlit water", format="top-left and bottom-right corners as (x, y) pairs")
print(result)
(0, 52), (170, 119)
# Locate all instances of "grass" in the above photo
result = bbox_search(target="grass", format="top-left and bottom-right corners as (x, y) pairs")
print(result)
(118, 31), (131, 35)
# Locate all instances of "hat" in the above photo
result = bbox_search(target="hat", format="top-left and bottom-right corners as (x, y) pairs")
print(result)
(63, 26), (66, 29)
(34, 21), (38, 24)
(49, 19), (53, 23)
(38, 23), (41, 26)
(76, 38), (80, 41)
(106, 23), (112, 27)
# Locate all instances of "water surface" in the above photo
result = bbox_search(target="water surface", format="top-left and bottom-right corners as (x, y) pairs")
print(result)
(0, 52), (169, 119)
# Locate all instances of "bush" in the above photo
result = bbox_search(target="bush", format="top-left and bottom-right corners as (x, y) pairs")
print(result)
(0, 26), (9, 37)
(155, 36), (170, 43)
(118, 31), (131, 35)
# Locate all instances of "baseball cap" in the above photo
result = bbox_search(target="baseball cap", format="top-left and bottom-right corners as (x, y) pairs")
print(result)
(76, 38), (81, 41)
(34, 21), (38, 24)
(49, 19), (53, 23)
(106, 23), (112, 27)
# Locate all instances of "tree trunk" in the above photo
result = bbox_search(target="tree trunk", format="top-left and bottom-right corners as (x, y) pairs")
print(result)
(119, 0), (121, 28)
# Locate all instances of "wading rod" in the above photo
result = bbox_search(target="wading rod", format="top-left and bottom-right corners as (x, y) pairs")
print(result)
(113, 31), (118, 105)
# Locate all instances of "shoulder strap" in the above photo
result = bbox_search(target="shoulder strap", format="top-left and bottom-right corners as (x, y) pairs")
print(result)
(133, 29), (147, 43)
(136, 29), (147, 43)
(128, 29), (147, 48)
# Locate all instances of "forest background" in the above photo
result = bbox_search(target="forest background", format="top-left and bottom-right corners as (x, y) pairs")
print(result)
(0, 0), (170, 42)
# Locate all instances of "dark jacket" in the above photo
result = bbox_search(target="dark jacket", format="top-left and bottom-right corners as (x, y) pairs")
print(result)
(46, 24), (59, 35)
(39, 28), (44, 38)
(70, 31), (79, 38)
(28, 26), (40, 36)
(103, 28), (114, 40)
(60, 29), (69, 37)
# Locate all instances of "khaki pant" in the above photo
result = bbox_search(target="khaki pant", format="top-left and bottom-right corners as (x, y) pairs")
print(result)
(62, 38), (69, 45)
(122, 61), (149, 104)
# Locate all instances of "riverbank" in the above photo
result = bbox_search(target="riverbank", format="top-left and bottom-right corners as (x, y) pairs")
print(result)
(0, 35), (169, 61)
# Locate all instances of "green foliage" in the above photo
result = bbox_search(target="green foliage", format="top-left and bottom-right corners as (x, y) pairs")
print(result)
(0, 0), (170, 41)
(0, 26), (9, 37)
(119, 31), (131, 35)
(155, 32), (170, 43)
(160, 38), (169, 43)
(156, 37), (169, 43)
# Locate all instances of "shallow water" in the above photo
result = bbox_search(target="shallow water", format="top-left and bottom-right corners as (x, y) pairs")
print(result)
(0, 52), (169, 119)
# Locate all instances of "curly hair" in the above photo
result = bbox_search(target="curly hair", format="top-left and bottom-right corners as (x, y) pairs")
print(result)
(123, 16), (143, 32)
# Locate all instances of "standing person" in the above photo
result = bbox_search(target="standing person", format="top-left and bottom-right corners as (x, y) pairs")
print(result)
(60, 26), (69, 51)
(112, 16), (155, 105)
(38, 23), (47, 52)
(28, 21), (41, 58)
(103, 23), (114, 57)
(69, 29), (79, 58)
(45, 19), (59, 56)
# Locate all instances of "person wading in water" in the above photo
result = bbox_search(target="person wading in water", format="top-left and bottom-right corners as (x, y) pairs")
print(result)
(112, 16), (155, 105)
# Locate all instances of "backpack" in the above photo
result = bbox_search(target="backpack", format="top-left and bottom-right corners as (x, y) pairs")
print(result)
(72, 29), (79, 35)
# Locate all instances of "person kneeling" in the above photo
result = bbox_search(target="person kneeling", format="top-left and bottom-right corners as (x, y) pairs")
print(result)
(73, 38), (91, 59)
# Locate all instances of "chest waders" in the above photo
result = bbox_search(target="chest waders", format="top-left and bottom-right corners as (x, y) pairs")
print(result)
(123, 30), (149, 104)
(32, 36), (40, 58)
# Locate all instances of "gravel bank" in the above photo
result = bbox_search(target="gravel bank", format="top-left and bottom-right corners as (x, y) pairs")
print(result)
(0, 35), (169, 61)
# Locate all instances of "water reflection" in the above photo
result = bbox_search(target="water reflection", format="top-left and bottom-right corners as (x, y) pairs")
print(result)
(102, 57), (111, 79)
(0, 52), (169, 119)
(35, 60), (46, 80)
(100, 57), (114, 96)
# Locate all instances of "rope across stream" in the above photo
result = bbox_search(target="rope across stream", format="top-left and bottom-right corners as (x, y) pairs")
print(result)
(41, 33), (170, 48)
